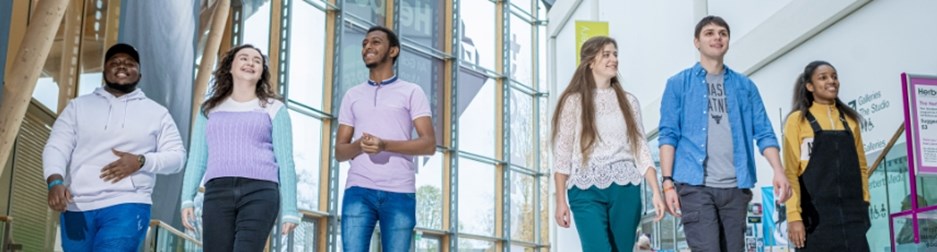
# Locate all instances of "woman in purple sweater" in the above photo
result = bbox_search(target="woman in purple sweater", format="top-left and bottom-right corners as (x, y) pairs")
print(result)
(179, 44), (300, 251)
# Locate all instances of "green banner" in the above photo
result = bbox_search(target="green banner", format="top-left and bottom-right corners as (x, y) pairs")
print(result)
(575, 21), (608, 65)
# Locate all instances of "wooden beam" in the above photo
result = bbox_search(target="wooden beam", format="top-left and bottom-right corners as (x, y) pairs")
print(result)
(191, 0), (231, 123)
(3, 0), (29, 76)
(384, 0), (394, 28)
(197, 0), (217, 47)
(316, 217), (328, 252)
(218, 5), (234, 61)
(321, 3), (337, 115)
(318, 1), (339, 251)
(441, 0), (454, 251)
(56, 0), (85, 113)
(442, 0), (453, 150)
(103, 0), (121, 54)
(0, 0), (70, 181)
(441, 151), (453, 252)
(494, 0), (505, 161)
(267, 0), (282, 95)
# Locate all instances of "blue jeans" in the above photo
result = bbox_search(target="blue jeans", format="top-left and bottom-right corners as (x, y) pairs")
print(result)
(60, 203), (151, 252)
(341, 186), (416, 252)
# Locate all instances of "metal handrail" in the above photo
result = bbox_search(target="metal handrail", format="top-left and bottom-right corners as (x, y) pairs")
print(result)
(300, 209), (329, 219)
(457, 232), (501, 242)
(0, 215), (19, 251)
(415, 227), (447, 236)
(143, 219), (202, 252)
(868, 123), (905, 177)
(507, 239), (540, 248)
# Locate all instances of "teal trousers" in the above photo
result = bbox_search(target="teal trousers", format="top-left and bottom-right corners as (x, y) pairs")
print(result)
(568, 184), (642, 252)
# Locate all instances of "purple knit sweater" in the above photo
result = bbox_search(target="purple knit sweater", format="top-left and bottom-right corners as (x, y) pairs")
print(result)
(203, 111), (279, 183)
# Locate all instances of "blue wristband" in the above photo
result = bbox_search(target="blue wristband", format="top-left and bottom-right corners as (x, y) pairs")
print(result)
(48, 179), (64, 190)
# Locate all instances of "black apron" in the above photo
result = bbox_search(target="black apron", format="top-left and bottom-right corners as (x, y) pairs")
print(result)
(797, 111), (871, 252)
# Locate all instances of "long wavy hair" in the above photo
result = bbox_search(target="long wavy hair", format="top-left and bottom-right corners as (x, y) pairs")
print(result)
(789, 60), (861, 122)
(551, 36), (643, 163)
(201, 44), (280, 116)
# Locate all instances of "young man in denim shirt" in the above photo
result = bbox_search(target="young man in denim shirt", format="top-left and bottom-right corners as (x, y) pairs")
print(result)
(657, 16), (792, 252)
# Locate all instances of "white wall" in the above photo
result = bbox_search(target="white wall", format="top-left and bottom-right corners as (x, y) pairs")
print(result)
(547, 0), (937, 251)
(750, 0), (937, 154)
(709, 0), (793, 41)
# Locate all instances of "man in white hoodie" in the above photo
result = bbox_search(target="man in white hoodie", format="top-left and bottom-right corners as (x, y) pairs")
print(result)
(43, 43), (186, 251)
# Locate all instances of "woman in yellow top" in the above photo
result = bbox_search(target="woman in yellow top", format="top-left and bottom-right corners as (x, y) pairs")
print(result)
(782, 60), (870, 251)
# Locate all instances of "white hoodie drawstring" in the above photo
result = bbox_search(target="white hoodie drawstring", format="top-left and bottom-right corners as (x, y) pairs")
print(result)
(122, 99), (129, 128)
(99, 89), (141, 130)
(104, 103), (113, 130)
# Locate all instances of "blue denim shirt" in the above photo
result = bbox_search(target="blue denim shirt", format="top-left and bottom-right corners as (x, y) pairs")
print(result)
(658, 62), (779, 188)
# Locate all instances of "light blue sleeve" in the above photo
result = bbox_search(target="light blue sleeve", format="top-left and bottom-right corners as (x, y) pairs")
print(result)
(748, 79), (780, 153)
(180, 112), (209, 209)
(658, 75), (684, 147)
(272, 106), (301, 224)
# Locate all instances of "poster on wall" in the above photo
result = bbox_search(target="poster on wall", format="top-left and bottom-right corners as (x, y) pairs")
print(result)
(761, 187), (790, 248)
(902, 74), (937, 175)
(574, 21), (607, 65)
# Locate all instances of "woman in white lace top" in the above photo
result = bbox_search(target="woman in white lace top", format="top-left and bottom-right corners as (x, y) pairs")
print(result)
(552, 36), (665, 252)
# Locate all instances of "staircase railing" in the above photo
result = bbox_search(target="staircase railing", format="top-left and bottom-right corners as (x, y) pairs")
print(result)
(143, 220), (202, 252)
(867, 123), (905, 177)
(0, 216), (21, 251)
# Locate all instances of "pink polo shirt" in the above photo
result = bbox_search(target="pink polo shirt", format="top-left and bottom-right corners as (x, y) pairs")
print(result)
(338, 78), (431, 193)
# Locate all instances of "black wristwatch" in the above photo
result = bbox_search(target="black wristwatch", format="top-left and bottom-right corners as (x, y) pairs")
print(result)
(662, 176), (674, 183)
(137, 154), (146, 168)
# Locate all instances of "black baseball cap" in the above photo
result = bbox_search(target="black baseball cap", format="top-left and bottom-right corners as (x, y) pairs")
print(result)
(104, 43), (140, 64)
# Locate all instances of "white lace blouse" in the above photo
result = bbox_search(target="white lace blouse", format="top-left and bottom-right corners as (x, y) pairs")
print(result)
(553, 88), (655, 189)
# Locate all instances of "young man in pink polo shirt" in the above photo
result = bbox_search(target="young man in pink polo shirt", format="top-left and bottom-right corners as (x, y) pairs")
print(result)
(335, 26), (436, 251)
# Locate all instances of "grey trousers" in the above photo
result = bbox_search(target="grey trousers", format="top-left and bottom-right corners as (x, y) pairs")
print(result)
(677, 184), (753, 252)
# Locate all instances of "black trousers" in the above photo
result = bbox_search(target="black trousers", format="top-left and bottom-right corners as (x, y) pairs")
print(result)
(202, 177), (281, 252)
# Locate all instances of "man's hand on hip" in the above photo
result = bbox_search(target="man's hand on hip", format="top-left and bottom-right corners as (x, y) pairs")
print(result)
(101, 149), (143, 183)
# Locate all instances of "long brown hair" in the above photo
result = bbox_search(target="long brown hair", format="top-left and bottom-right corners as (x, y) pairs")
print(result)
(551, 36), (643, 163)
(788, 60), (861, 122)
(201, 44), (280, 116)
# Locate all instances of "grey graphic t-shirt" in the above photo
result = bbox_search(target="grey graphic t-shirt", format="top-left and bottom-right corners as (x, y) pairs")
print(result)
(704, 73), (736, 188)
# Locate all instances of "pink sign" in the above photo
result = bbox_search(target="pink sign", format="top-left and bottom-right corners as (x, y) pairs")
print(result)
(903, 74), (937, 175)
